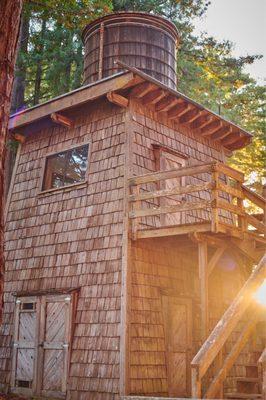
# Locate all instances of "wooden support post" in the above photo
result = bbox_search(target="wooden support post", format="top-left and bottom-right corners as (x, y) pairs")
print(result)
(211, 167), (219, 232)
(199, 241), (208, 341)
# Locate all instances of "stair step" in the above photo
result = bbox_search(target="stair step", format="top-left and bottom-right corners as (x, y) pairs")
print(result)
(236, 377), (260, 383)
(225, 393), (262, 399)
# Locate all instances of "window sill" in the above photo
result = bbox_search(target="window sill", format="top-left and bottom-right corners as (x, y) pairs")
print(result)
(38, 181), (88, 197)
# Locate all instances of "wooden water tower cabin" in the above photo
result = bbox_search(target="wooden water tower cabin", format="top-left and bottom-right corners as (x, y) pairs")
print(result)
(1, 11), (266, 400)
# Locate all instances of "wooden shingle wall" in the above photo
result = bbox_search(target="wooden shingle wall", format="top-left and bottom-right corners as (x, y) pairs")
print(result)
(0, 99), (126, 400)
(129, 238), (197, 396)
(131, 99), (226, 176)
(130, 100), (233, 228)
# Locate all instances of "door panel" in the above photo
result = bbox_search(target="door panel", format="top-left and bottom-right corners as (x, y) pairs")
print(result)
(11, 297), (38, 395)
(161, 152), (186, 226)
(41, 295), (71, 397)
(43, 350), (64, 391)
(163, 296), (192, 397)
(11, 294), (73, 398)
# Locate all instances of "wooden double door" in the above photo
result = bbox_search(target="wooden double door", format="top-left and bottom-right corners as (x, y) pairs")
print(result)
(11, 293), (74, 398)
(163, 296), (192, 397)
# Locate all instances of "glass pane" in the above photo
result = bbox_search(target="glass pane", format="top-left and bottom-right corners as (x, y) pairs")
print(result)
(43, 144), (89, 190)
(65, 145), (88, 185)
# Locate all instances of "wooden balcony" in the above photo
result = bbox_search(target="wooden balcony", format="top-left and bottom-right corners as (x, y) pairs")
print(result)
(128, 161), (266, 243)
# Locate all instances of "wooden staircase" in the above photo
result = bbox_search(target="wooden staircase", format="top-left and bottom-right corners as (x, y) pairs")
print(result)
(191, 254), (266, 399)
(225, 355), (263, 399)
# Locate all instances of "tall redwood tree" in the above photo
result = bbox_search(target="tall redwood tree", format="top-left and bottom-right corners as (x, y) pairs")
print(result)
(0, 0), (23, 321)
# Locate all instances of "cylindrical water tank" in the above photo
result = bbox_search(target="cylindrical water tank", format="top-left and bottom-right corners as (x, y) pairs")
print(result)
(82, 12), (179, 89)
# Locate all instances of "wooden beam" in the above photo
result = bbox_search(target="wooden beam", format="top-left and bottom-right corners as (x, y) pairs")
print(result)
(131, 81), (155, 98)
(207, 246), (227, 277)
(128, 161), (216, 186)
(201, 121), (222, 137)
(229, 136), (252, 150)
(155, 96), (183, 112)
(216, 163), (244, 182)
(129, 200), (211, 219)
(167, 103), (193, 120)
(199, 241), (209, 341)
(217, 181), (244, 199)
(51, 112), (73, 128)
(246, 214), (265, 234)
(106, 91), (129, 108)
(12, 133), (25, 143)
(190, 113), (207, 128)
(242, 185), (265, 210)
(197, 116), (215, 130)
(190, 233), (229, 249)
(212, 126), (233, 142)
(142, 88), (166, 105)
(136, 222), (212, 239)
(187, 110), (207, 124)
(179, 108), (200, 125)
(129, 182), (213, 202)
(222, 132), (243, 147)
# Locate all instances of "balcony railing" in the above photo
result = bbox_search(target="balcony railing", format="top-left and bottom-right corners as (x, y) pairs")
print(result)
(128, 161), (265, 240)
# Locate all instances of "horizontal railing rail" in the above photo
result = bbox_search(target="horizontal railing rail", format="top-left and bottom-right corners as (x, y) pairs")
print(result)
(128, 161), (266, 239)
(191, 253), (266, 398)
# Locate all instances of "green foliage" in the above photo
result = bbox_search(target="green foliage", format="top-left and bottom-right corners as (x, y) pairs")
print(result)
(18, 0), (112, 106)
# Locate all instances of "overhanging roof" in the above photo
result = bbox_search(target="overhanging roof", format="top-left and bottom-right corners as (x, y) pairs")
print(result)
(9, 62), (253, 151)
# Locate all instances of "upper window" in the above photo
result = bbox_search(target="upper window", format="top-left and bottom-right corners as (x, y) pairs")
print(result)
(42, 144), (89, 191)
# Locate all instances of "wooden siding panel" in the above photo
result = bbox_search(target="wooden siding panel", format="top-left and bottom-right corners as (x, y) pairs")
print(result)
(0, 99), (125, 399)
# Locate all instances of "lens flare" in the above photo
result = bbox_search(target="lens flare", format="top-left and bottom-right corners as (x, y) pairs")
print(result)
(253, 279), (266, 307)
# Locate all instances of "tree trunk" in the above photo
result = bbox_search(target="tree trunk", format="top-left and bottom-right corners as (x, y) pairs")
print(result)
(0, 0), (23, 322)
(33, 18), (46, 105)
(11, 11), (30, 114)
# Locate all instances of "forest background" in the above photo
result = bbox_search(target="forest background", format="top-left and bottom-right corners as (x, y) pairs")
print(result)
(10, 0), (265, 190)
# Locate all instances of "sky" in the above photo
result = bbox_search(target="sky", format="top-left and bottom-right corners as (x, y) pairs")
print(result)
(193, 0), (266, 83)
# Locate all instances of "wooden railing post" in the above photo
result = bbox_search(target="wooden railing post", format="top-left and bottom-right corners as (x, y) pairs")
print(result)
(217, 349), (224, 398)
(258, 348), (266, 397)
(211, 166), (219, 232)
(198, 241), (208, 341)
(236, 181), (246, 231)
(191, 366), (202, 399)
(131, 184), (140, 240)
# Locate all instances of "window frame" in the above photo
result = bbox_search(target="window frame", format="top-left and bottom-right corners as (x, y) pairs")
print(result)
(39, 141), (91, 194)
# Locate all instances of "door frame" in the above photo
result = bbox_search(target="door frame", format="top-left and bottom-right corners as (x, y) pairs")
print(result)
(11, 291), (77, 398)
(162, 295), (193, 397)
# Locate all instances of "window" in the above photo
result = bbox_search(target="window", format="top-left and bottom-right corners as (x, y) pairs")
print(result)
(42, 144), (89, 191)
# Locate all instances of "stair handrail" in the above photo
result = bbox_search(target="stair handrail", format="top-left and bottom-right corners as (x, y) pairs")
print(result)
(191, 253), (266, 398)
(241, 185), (265, 211)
